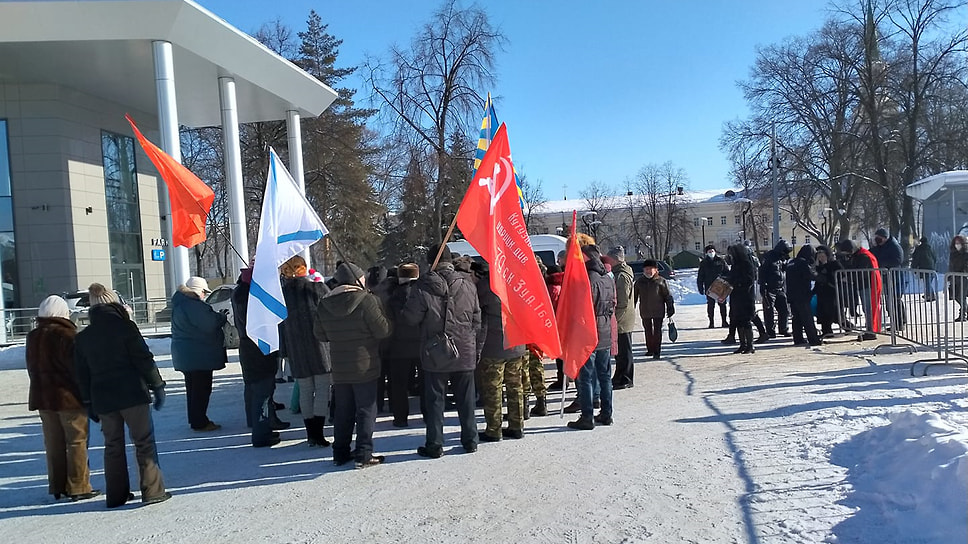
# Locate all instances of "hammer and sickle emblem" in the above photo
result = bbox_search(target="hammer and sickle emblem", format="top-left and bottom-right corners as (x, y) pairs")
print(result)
(477, 157), (514, 215)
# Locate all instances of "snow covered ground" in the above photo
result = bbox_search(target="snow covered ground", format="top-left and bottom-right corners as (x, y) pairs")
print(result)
(0, 269), (965, 543)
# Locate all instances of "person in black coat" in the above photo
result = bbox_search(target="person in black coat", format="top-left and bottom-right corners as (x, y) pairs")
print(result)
(384, 263), (422, 428)
(910, 237), (937, 302)
(280, 255), (333, 448)
(785, 245), (822, 346)
(232, 267), (286, 448)
(402, 245), (483, 456)
(74, 283), (169, 508)
(697, 245), (729, 328)
(758, 239), (792, 337)
(814, 246), (845, 337)
(870, 227), (907, 329)
(726, 244), (758, 354)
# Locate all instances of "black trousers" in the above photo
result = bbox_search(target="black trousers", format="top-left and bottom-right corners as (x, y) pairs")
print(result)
(246, 377), (276, 446)
(183, 370), (214, 430)
(612, 332), (634, 386)
(423, 370), (477, 451)
(332, 380), (378, 463)
(790, 299), (821, 344)
(762, 288), (789, 334)
(388, 357), (419, 423)
(643, 317), (664, 355)
(706, 297), (728, 325)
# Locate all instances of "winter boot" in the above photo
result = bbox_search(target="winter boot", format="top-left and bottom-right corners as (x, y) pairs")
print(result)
(722, 325), (736, 345)
(530, 396), (548, 417)
(720, 306), (729, 328)
(522, 395), (531, 421)
(314, 416), (330, 447)
(744, 327), (756, 354)
(567, 416), (595, 431)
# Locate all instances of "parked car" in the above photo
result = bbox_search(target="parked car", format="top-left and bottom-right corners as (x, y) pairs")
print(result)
(628, 260), (677, 281)
(64, 290), (133, 327)
(205, 284), (239, 349)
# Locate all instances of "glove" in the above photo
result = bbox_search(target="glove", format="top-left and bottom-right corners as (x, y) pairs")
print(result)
(86, 404), (99, 423)
(151, 386), (166, 411)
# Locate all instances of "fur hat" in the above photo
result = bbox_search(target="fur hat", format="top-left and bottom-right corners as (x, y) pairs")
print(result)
(643, 259), (659, 268)
(38, 295), (70, 319)
(88, 283), (120, 307)
(397, 263), (419, 283)
(280, 255), (308, 278)
(581, 244), (603, 262)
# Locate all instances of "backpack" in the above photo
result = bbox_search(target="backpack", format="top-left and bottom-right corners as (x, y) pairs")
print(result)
(421, 275), (461, 372)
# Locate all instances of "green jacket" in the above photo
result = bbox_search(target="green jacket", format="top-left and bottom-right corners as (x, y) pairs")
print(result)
(315, 286), (391, 385)
(612, 260), (636, 333)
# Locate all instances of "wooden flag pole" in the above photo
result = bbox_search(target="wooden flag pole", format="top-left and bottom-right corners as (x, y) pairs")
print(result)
(431, 214), (461, 270)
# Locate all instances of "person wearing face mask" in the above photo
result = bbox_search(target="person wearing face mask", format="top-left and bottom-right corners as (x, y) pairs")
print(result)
(813, 247), (844, 337)
(697, 245), (729, 329)
(870, 227), (906, 331)
(948, 235), (968, 321)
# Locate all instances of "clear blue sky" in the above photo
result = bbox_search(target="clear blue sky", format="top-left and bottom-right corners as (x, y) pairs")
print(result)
(197, 0), (835, 197)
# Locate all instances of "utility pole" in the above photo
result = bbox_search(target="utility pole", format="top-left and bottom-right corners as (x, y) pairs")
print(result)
(771, 123), (779, 246)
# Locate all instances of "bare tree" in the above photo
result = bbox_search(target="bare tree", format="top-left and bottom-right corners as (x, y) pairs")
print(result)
(627, 163), (693, 260)
(519, 174), (548, 233)
(365, 0), (505, 245)
(580, 180), (614, 245)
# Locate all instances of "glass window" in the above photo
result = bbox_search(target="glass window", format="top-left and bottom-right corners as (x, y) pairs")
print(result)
(790, 213), (795, 221)
(720, 216), (726, 225)
(693, 217), (700, 226)
(763, 238), (769, 246)
(792, 236), (798, 245)
(694, 242), (701, 251)
(734, 215), (740, 224)
(102, 131), (146, 303)
(805, 236), (811, 245)
(0, 120), (17, 309)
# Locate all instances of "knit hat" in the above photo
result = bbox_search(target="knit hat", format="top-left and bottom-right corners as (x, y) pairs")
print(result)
(606, 245), (626, 262)
(88, 283), (120, 307)
(704, 244), (717, 252)
(427, 244), (452, 265)
(874, 228), (890, 239)
(836, 239), (856, 254)
(38, 295), (70, 319)
(334, 262), (366, 286)
(643, 259), (658, 268)
(397, 263), (419, 283)
(185, 276), (211, 298)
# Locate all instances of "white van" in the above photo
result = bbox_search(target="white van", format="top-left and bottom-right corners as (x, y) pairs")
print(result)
(447, 234), (567, 268)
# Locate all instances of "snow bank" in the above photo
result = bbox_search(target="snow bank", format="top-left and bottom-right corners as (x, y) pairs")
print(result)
(830, 410), (968, 543)
(670, 268), (708, 306)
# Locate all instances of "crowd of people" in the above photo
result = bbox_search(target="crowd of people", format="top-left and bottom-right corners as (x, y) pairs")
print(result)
(22, 227), (965, 508)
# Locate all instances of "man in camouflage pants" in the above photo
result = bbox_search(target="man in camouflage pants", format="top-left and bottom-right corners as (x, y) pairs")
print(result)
(476, 263), (526, 441)
(521, 348), (548, 417)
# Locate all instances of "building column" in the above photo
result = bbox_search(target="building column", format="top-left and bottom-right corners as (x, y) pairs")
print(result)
(219, 77), (249, 273)
(286, 110), (311, 267)
(152, 40), (190, 288)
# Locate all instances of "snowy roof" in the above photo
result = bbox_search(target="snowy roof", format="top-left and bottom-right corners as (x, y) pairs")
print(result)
(530, 188), (746, 214)
(905, 170), (968, 201)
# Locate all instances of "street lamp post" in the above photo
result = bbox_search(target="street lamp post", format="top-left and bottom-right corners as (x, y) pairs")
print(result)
(699, 217), (712, 248)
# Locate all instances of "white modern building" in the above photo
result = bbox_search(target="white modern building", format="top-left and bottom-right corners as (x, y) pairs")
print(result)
(0, 0), (337, 313)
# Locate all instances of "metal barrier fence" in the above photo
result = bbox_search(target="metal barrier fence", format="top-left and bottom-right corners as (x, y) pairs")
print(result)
(834, 267), (968, 375)
(0, 298), (172, 344)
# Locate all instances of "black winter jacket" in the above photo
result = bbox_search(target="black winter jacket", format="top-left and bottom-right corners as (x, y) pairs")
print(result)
(784, 246), (817, 303)
(758, 241), (792, 290)
(402, 263), (483, 372)
(697, 254), (728, 292)
(74, 303), (164, 415)
(315, 286), (390, 385)
(870, 237), (904, 269)
(231, 281), (279, 384)
(385, 280), (422, 360)
(171, 288), (227, 373)
(478, 274), (527, 360)
(280, 276), (332, 377)
(586, 256), (616, 351)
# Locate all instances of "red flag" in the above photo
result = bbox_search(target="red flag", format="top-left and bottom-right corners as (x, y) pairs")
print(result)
(858, 247), (883, 332)
(455, 124), (561, 358)
(125, 114), (214, 248)
(556, 211), (598, 379)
